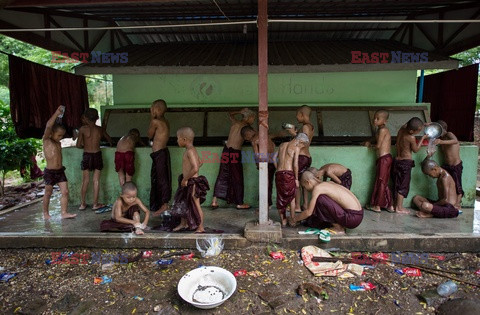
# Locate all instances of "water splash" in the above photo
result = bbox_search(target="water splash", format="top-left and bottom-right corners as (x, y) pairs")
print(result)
(426, 138), (437, 156)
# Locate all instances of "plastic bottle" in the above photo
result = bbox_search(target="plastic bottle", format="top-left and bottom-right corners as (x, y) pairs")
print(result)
(58, 105), (65, 118)
(436, 280), (458, 297)
(162, 210), (171, 225)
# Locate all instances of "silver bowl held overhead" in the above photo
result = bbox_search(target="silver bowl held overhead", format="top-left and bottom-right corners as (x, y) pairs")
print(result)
(424, 122), (443, 139)
(282, 123), (295, 130)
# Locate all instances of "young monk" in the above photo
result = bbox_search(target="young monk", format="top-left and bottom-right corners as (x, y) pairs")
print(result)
(148, 99), (172, 216)
(170, 127), (210, 233)
(285, 105), (315, 212)
(211, 108), (255, 210)
(115, 128), (143, 186)
(275, 133), (310, 227)
(365, 110), (394, 212)
(76, 108), (112, 210)
(392, 117), (428, 214)
(412, 158), (459, 219)
(313, 163), (352, 190)
(241, 125), (277, 207)
(100, 182), (150, 235)
(42, 106), (77, 220)
(288, 171), (363, 234)
(433, 120), (463, 209)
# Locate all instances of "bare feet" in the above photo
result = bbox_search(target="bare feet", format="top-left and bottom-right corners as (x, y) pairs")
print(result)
(92, 203), (106, 210)
(78, 204), (87, 210)
(134, 227), (144, 235)
(43, 212), (51, 220)
(195, 226), (205, 233)
(294, 207), (302, 213)
(366, 206), (381, 213)
(281, 218), (287, 228)
(416, 211), (433, 218)
(386, 206), (395, 213)
(173, 222), (188, 232)
(210, 203), (219, 209)
(236, 204), (251, 210)
(394, 207), (411, 214)
(61, 213), (77, 219)
(329, 224), (346, 234)
(152, 204), (169, 217)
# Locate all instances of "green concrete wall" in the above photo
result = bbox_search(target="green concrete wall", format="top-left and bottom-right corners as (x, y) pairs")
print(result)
(112, 71), (417, 106)
(63, 145), (477, 209)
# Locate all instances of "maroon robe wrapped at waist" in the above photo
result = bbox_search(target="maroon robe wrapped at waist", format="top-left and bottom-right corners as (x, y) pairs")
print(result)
(442, 162), (464, 195)
(171, 174), (210, 230)
(150, 148), (172, 211)
(392, 159), (415, 198)
(370, 154), (393, 208)
(275, 170), (296, 215)
(298, 155), (312, 177)
(307, 194), (363, 229)
(213, 145), (244, 205)
(338, 169), (352, 190)
(431, 202), (459, 218)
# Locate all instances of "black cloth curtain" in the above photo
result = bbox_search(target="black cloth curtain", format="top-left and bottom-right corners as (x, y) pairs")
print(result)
(9, 55), (89, 138)
(419, 63), (478, 141)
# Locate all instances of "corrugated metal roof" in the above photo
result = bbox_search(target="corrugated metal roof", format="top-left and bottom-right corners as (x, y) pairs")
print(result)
(77, 39), (455, 68)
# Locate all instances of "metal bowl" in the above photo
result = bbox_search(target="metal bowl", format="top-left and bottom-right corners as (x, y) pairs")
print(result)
(282, 123), (295, 130)
(424, 122), (443, 139)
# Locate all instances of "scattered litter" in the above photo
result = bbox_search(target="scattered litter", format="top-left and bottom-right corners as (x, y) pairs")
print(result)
(102, 263), (114, 272)
(157, 259), (174, 266)
(429, 254), (445, 261)
(395, 269), (404, 275)
(180, 253), (195, 260)
(297, 283), (328, 300)
(349, 282), (376, 291)
(349, 284), (365, 291)
(196, 237), (224, 258)
(402, 268), (422, 277)
(247, 271), (263, 278)
(269, 251), (285, 260)
(371, 252), (389, 261)
(233, 269), (247, 277)
(437, 280), (458, 297)
(94, 275), (112, 285)
(0, 267), (4, 271)
(394, 300), (401, 308)
(133, 296), (144, 301)
(142, 251), (152, 258)
(302, 246), (363, 278)
(418, 289), (440, 306)
(475, 269), (480, 276)
(0, 272), (17, 282)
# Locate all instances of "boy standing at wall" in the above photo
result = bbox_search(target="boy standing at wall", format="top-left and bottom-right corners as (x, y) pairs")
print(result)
(433, 120), (463, 209)
(275, 133), (310, 227)
(365, 110), (394, 212)
(285, 105), (314, 212)
(76, 108), (112, 210)
(115, 128), (143, 186)
(392, 117), (428, 214)
(170, 127), (210, 233)
(42, 106), (77, 220)
(211, 108), (255, 210)
(148, 99), (172, 216)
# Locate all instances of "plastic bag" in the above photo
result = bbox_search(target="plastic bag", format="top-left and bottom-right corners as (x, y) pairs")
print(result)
(196, 236), (224, 258)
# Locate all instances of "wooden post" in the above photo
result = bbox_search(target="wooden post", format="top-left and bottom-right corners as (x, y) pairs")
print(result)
(258, 0), (269, 225)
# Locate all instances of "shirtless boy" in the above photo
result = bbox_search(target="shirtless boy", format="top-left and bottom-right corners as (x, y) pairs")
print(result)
(42, 106), (77, 220)
(285, 105), (315, 212)
(412, 158), (459, 219)
(76, 108), (112, 210)
(365, 110), (394, 212)
(392, 117), (428, 214)
(148, 99), (172, 216)
(211, 108), (255, 210)
(100, 182), (150, 235)
(314, 163), (352, 190)
(241, 125), (277, 207)
(275, 133), (310, 227)
(433, 120), (463, 208)
(170, 127), (210, 233)
(288, 171), (363, 234)
(115, 128), (143, 186)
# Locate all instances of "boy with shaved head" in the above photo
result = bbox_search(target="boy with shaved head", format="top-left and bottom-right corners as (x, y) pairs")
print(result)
(392, 117), (428, 214)
(211, 108), (255, 210)
(275, 133), (310, 227)
(432, 120), (463, 208)
(288, 171), (363, 234)
(311, 163), (352, 190)
(285, 105), (315, 212)
(148, 99), (172, 216)
(412, 158), (459, 218)
(365, 110), (394, 212)
(170, 127), (210, 233)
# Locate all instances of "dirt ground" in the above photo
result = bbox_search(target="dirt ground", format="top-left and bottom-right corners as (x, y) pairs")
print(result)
(0, 248), (479, 314)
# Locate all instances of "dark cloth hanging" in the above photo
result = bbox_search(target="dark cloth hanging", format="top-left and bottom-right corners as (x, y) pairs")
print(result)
(419, 63), (478, 141)
(9, 55), (89, 138)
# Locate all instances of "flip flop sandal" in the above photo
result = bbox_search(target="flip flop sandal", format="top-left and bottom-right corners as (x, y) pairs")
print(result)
(95, 204), (112, 214)
(298, 228), (322, 235)
(318, 230), (331, 242)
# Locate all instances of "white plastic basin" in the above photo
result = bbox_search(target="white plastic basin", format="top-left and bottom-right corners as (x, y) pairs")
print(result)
(177, 266), (237, 309)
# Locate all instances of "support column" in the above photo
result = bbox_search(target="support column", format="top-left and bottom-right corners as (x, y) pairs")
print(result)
(257, 0), (269, 225)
